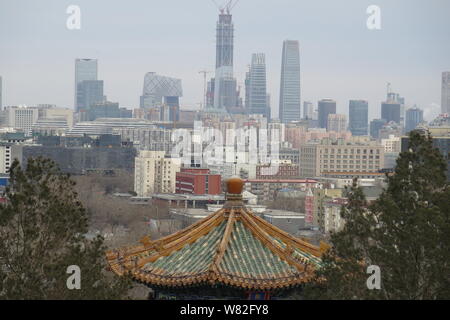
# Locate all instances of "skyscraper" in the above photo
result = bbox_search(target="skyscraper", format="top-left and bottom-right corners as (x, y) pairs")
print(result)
(405, 107), (424, 133)
(318, 99), (336, 129)
(76, 80), (104, 113)
(247, 53), (269, 119)
(381, 101), (401, 124)
(210, 11), (238, 112)
(303, 101), (314, 120)
(140, 72), (183, 118)
(370, 119), (386, 139)
(75, 59), (98, 112)
(442, 71), (450, 115)
(279, 40), (301, 123)
(349, 100), (368, 136)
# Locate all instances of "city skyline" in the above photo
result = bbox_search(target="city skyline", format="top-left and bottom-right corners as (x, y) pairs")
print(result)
(0, 0), (449, 121)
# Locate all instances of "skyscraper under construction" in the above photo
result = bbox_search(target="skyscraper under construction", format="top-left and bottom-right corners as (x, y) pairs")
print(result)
(207, 7), (239, 113)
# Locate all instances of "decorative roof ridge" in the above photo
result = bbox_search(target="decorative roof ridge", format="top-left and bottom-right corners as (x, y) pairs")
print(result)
(140, 208), (224, 248)
(239, 210), (308, 274)
(247, 208), (324, 257)
(208, 209), (236, 279)
(133, 213), (225, 269)
(106, 209), (226, 274)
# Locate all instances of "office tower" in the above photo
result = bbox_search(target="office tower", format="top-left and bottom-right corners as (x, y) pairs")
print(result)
(210, 11), (238, 112)
(303, 101), (314, 120)
(76, 80), (104, 113)
(370, 119), (386, 139)
(405, 107), (424, 133)
(318, 99), (336, 129)
(279, 40), (301, 123)
(349, 100), (369, 136)
(75, 59), (98, 112)
(385, 86), (404, 124)
(327, 114), (347, 132)
(140, 72), (182, 121)
(381, 101), (401, 124)
(247, 53), (270, 119)
(442, 72), (450, 115)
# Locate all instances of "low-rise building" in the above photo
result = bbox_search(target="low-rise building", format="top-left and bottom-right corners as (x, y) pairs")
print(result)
(300, 138), (385, 178)
(244, 178), (319, 202)
(175, 168), (222, 195)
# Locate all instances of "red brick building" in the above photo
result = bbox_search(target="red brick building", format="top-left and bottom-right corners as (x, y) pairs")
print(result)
(176, 168), (222, 195)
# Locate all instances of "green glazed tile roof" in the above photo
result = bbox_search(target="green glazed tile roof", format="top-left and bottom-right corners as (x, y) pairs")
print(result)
(107, 204), (326, 290)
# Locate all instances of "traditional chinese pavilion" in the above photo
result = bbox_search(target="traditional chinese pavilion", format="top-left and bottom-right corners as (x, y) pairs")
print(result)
(106, 177), (328, 300)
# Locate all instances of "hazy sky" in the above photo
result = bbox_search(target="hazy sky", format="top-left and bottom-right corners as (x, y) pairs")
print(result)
(1, 0), (449, 121)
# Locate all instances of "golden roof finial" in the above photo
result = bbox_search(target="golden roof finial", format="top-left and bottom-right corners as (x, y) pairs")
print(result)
(226, 176), (244, 195)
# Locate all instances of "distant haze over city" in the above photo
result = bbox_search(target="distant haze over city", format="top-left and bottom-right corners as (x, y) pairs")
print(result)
(0, 0), (449, 121)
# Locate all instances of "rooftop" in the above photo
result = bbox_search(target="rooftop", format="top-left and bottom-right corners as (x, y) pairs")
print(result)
(107, 178), (327, 290)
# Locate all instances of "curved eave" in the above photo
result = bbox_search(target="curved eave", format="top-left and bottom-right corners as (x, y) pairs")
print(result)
(106, 205), (325, 291)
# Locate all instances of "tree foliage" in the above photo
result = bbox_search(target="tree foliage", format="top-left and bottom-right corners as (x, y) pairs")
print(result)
(0, 157), (131, 299)
(304, 131), (450, 299)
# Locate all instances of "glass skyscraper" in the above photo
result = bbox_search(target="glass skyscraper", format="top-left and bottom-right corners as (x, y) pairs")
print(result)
(210, 12), (238, 112)
(318, 99), (336, 129)
(370, 119), (386, 139)
(76, 80), (104, 112)
(247, 53), (269, 119)
(349, 100), (368, 136)
(381, 101), (401, 124)
(75, 59), (98, 112)
(279, 40), (301, 123)
(405, 107), (424, 133)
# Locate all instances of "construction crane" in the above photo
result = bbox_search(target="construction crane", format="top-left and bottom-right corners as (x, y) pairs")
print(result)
(199, 70), (211, 110)
(387, 82), (392, 96)
(210, 0), (241, 14)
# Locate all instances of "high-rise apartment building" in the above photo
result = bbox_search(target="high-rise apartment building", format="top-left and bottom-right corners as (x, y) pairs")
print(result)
(75, 59), (98, 112)
(441, 71), (450, 115)
(349, 100), (368, 136)
(405, 107), (424, 133)
(279, 40), (301, 123)
(327, 114), (347, 132)
(134, 151), (181, 197)
(247, 53), (269, 119)
(318, 99), (336, 129)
